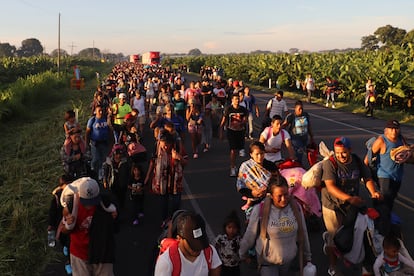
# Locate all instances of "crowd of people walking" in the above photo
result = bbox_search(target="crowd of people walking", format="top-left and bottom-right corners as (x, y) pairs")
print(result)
(46, 61), (414, 276)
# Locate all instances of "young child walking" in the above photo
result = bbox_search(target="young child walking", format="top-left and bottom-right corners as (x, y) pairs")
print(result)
(128, 163), (145, 225)
(213, 210), (242, 276)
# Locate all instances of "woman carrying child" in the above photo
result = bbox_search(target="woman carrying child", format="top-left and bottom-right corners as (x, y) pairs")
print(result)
(236, 141), (278, 213)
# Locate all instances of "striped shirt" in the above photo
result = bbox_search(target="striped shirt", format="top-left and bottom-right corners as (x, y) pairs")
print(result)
(267, 98), (288, 119)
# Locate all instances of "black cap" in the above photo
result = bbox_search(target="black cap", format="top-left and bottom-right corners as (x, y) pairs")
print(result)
(385, 119), (400, 129)
(177, 213), (209, 252)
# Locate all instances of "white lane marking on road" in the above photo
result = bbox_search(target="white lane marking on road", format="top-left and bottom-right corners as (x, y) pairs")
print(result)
(310, 113), (380, 135)
(183, 179), (216, 241)
(256, 95), (378, 135)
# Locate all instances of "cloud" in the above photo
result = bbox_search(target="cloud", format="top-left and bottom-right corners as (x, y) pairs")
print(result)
(223, 31), (245, 36)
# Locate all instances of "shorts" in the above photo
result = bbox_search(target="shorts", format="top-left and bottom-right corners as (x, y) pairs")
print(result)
(322, 206), (343, 246)
(227, 129), (245, 150)
(70, 254), (113, 276)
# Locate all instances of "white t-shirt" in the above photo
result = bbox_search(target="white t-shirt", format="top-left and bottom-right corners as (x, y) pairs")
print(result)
(305, 77), (315, 90)
(260, 128), (290, 162)
(213, 87), (226, 99)
(154, 245), (222, 276)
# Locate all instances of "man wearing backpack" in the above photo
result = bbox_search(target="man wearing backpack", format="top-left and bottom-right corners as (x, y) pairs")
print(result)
(262, 90), (288, 130)
(259, 115), (296, 163)
(321, 137), (382, 276)
(154, 212), (222, 276)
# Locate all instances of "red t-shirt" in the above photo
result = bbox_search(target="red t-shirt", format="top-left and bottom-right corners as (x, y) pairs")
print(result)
(70, 203), (96, 260)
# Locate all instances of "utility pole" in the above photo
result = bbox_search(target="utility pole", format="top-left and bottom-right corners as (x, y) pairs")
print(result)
(57, 12), (61, 74)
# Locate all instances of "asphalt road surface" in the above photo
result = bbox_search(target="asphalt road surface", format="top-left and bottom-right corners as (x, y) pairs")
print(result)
(45, 74), (414, 276)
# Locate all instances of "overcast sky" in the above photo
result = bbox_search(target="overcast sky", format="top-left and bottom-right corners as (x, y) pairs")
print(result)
(2, 0), (413, 55)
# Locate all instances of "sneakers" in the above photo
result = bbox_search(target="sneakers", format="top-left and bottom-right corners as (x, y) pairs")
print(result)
(328, 267), (343, 276)
(326, 102), (329, 107)
(230, 167), (237, 177)
(203, 148), (208, 153)
(63, 246), (69, 257)
(322, 231), (329, 255)
(65, 263), (72, 275)
(133, 219), (139, 225)
(138, 213), (144, 218)
(332, 104), (336, 109)
(239, 149), (246, 157)
(193, 153), (198, 159)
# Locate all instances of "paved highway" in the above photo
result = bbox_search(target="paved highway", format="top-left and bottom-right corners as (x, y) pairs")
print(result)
(45, 74), (414, 276)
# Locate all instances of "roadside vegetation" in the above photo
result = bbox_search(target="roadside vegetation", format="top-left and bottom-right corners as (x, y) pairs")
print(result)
(1, 41), (414, 274)
(165, 44), (414, 124)
(0, 60), (113, 275)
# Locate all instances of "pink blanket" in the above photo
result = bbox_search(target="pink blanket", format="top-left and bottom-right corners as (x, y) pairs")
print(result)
(279, 167), (321, 217)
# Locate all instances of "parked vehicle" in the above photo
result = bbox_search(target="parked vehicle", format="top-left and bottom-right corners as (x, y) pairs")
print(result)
(142, 51), (160, 65)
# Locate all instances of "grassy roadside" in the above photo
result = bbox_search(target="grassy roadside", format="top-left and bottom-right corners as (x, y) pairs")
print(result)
(0, 63), (113, 275)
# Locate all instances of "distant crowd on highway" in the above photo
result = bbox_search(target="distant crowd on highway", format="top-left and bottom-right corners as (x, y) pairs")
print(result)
(46, 61), (414, 276)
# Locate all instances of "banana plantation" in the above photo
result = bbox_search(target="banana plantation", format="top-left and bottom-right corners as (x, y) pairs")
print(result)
(166, 44), (414, 112)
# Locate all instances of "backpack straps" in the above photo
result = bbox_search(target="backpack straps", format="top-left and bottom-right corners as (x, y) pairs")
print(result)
(266, 128), (286, 143)
(259, 196), (272, 240)
(203, 246), (213, 270)
(329, 156), (337, 169)
(169, 241), (213, 275)
(266, 127), (272, 141)
(168, 242), (181, 276)
(290, 198), (304, 276)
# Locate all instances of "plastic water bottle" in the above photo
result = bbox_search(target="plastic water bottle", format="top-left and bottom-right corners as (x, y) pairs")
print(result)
(303, 261), (317, 276)
(47, 230), (56, 247)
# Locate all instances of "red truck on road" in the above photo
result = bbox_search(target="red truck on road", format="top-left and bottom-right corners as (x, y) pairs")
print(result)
(142, 51), (160, 65)
(129, 54), (139, 63)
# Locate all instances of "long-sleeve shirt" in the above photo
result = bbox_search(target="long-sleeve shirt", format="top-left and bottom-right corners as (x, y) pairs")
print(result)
(239, 202), (311, 265)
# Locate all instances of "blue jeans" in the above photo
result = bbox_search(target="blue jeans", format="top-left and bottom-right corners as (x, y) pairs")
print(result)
(91, 141), (110, 179)
(291, 135), (308, 164)
(378, 177), (401, 211)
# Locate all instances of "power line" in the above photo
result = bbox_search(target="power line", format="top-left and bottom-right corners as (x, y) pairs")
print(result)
(68, 42), (77, 55)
